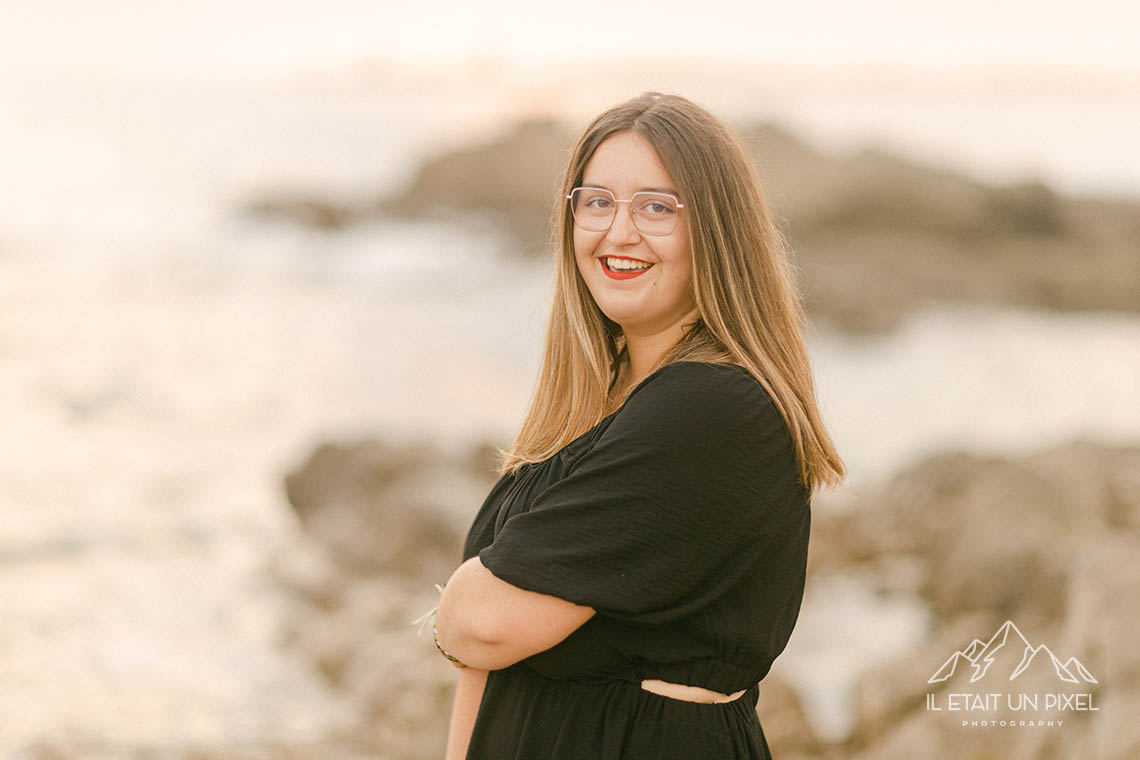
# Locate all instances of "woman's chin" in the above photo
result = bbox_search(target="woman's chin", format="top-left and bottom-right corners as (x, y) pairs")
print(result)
(595, 307), (641, 330)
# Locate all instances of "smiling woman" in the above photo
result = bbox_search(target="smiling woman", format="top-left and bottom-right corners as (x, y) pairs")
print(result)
(433, 91), (845, 760)
(571, 134), (696, 341)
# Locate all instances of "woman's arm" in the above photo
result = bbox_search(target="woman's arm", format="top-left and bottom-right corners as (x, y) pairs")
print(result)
(436, 556), (595, 670)
(445, 666), (488, 760)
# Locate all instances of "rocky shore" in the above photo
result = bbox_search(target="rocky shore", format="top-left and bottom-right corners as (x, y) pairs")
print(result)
(234, 435), (1140, 760)
(804, 439), (1140, 760)
(232, 113), (1140, 760)
(244, 117), (1140, 333)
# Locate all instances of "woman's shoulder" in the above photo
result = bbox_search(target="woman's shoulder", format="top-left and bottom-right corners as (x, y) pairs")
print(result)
(620, 360), (777, 430)
(632, 360), (769, 402)
(605, 360), (802, 493)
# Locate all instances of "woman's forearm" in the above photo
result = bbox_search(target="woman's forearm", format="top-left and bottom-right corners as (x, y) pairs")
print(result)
(436, 556), (597, 670)
(445, 666), (488, 760)
(436, 557), (508, 669)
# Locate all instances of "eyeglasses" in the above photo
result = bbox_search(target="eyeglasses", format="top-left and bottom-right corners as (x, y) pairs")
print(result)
(566, 187), (684, 237)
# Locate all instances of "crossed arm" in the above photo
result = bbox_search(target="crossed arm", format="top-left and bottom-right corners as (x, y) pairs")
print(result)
(435, 556), (596, 670)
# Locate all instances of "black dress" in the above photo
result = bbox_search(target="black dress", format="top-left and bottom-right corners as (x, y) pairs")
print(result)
(460, 361), (812, 759)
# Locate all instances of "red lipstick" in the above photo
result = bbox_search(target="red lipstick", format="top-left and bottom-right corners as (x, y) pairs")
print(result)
(600, 256), (654, 281)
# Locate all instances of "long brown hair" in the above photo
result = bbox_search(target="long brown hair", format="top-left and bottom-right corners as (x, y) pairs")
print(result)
(496, 91), (845, 493)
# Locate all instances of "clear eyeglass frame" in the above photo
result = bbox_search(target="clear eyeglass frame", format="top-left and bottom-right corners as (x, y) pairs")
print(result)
(566, 187), (685, 237)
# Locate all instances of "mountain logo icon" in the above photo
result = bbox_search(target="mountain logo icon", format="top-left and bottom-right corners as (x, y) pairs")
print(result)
(928, 620), (1098, 685)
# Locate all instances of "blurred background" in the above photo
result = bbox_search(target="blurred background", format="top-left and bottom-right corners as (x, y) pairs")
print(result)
(1, 2), (1138, 758)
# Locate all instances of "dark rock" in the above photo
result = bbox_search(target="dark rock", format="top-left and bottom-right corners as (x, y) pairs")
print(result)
(807, 439), (1140, 759)
(238, 114), (1140, 333)
(266, 435), (504, 759)
(281, 438), (489, 582)
(378, 117), (573, 252)
(267, 431), (1140, 760)
(758, 673), (825, 758)
(244, 195), (358, 230)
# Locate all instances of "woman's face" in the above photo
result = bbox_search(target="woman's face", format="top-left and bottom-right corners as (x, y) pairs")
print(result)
(573, 131), (696, 337)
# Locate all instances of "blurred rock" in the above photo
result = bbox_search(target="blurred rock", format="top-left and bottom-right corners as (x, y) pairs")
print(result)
(244, 195), (358, 229)
(745, 123), (1139, 332)
(849, 611), (998, 747)
(267, 435), (502, 759)
(805, 439), (1140, 760)
(832, 440), (1140, 623)
(281, 438), (495, 582)
(243, 116), (1140, 333)
(266, 531), (346, 611)
(757, 673), (825, 759)
(263, 432), (1140, 759)
(378, 117), (572, 251)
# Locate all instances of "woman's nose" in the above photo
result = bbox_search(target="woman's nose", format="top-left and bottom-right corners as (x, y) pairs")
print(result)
(605, 203), (641, 244)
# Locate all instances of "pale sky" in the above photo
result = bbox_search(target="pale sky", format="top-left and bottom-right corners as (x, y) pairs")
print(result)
(3, 0), (1138, 85)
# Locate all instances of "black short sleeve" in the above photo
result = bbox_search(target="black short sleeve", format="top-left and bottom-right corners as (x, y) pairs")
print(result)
(477, 362), (808, 626)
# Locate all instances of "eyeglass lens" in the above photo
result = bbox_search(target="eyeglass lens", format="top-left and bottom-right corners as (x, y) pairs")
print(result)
(569, 188), (680, 236)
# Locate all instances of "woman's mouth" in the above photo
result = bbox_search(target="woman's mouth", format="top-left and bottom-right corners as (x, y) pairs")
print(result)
(600, 256), (654, 280)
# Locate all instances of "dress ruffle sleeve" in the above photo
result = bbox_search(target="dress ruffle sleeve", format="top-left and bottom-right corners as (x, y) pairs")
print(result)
(477, 362), (808, 627)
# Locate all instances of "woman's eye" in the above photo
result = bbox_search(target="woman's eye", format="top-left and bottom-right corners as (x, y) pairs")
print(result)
(644, 202), (672, 215)
(586, 198), (612, 209)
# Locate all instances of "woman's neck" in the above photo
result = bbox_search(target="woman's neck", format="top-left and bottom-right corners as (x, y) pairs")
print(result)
(622, 307), (701, 388)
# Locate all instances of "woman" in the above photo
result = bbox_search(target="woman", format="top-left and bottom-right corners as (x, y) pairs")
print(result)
(433, 91), (845, 759)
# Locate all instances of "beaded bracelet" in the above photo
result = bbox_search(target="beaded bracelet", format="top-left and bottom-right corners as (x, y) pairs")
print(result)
(432, 620), (467, 668)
